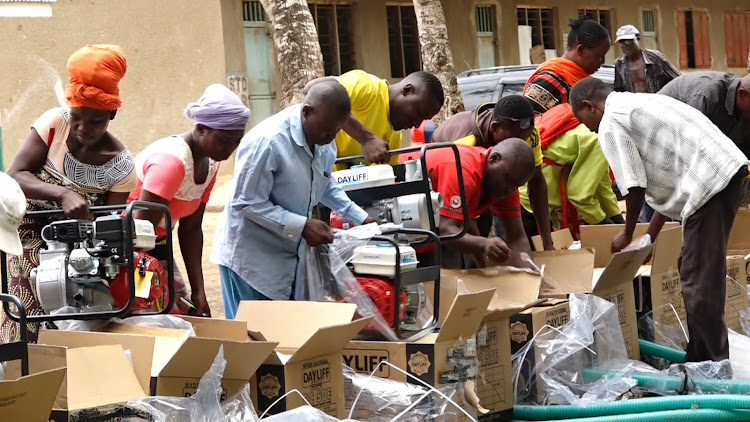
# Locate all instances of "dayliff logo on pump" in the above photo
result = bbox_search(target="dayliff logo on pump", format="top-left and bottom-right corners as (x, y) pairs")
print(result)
(336, 170), (368, 185)
(302, 359), (331, 388)
(343, 351), (390, 377)
(407, 351), (431, 376)
(259, 373), (281, 399)
(510, 321), (530, 344)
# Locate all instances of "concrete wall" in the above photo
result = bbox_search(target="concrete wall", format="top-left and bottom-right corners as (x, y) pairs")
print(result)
(0, 0), (229, 171)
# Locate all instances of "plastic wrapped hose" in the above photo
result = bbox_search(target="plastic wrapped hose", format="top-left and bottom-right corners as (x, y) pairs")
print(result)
(515, 394), (750, 420)
(582, 368), (750, 394)
(538, 408), (750, 422)
(638, 339), (686, 364)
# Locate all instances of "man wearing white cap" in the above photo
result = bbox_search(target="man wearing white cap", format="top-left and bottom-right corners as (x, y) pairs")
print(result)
(0, 172), (25, 257)
(614, 24), (681, 223)
(614, 25), (680, 95)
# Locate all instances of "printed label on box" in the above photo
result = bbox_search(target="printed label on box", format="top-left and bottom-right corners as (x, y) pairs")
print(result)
(302, 358), (332, 388)
(510, 321), (530, 344)
(343, 350), (390, 377)
(407, 351), (432, 376)
(259, 373), (282, 400)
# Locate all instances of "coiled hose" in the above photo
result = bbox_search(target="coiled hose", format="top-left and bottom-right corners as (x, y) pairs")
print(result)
(514, 394), (750, 420)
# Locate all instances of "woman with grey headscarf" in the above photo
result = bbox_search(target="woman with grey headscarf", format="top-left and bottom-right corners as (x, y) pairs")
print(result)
(128, 83), (250, 317)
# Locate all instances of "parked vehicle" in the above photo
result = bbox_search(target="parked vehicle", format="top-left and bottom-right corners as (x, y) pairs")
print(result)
(456, 64), (616, 111)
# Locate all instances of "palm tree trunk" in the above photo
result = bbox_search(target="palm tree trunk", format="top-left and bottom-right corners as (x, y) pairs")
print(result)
(259, 0), (324, 107)
(412, 0), (464, 125)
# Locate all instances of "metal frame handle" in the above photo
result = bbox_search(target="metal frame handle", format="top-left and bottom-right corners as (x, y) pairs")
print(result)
(1, 201), (175, 323)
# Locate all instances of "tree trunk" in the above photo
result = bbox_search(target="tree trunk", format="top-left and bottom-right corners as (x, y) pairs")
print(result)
(259, 0), (324, 107)
(412, 0), (464, 126)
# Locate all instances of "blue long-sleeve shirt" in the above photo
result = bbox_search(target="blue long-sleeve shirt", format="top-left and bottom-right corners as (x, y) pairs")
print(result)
(211, 104), (368, 299)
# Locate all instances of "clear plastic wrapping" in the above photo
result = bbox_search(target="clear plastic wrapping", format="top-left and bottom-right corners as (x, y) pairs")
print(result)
(304, 224), (434, 342)
(122, 345), (259, 421)
(54, 313), (196, 336)
(512, 293), (652, 406)
(637, 306), (688, 370)
(344, 365), (476, 421)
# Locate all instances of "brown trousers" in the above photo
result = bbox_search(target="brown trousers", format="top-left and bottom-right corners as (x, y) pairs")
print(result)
(679, 167), (749, 362)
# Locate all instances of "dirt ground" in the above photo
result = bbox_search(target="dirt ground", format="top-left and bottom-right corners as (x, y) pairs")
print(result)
(171, 196), (227, 318)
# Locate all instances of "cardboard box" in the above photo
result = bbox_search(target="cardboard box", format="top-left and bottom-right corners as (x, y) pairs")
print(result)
(531, 228), (575, 251)
(343, 290), (496, 420)
(579, 222), (679, 267)
(509, 299), (570, 404)
(6, 344), (145, 421)
(235, 301), (371, 419)
(40, 317), (277, 402)
(0, 353), (65, 422)
(632, 227), (686, 346)
(433, 268), (542, 420)
(726, 255), (749, 333)
(534, 243), (653, 360)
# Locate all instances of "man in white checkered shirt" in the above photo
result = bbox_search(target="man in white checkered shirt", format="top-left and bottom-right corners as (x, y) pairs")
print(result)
(570, 77), (750, 365)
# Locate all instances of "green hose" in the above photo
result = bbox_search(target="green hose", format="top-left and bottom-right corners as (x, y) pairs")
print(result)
(583, 368), (750, 394)
(539, 408), (750, 422)
(514, 394), (750, 420)
(638, 339), (686, 363)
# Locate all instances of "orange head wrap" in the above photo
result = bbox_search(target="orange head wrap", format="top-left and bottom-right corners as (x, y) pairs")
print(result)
(65, 44), (127, 110)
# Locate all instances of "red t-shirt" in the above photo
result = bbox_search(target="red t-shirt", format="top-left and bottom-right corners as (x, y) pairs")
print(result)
(424, 144), (521, 220)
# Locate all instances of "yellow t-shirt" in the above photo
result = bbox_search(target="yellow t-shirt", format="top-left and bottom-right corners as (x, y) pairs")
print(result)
(453, 127), (543, 167)
(333, 70), (402, 170)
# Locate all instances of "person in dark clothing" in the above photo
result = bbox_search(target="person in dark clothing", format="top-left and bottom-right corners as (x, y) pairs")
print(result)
(613, 25), (680, 94)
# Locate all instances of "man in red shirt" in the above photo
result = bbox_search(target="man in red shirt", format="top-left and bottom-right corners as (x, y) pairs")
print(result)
(425, 139), (536, 268)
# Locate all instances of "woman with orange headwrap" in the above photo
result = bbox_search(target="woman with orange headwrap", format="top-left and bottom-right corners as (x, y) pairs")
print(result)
(1, 44), (136, 343)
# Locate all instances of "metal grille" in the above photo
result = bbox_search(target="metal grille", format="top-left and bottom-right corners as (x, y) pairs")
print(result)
(243, 0), (265, 22)
(517, 7), (555, 49)
(309, 3), (356, 76)
(476, 6), (494, 34)
(642, 10), (656, 33)
(578, 8), (612, 36)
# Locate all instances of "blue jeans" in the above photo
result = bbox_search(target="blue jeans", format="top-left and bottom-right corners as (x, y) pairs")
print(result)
(219, 265), (271, 319)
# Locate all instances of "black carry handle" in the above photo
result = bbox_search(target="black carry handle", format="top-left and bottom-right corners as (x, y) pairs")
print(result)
(0, 293), (28, 376)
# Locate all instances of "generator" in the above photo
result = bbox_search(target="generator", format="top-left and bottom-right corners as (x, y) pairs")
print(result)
(331, 143), (470, 339)
(1, 201), (175, 323)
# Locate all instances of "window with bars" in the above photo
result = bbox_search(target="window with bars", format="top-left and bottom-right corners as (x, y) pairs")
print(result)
(677, 9), (711, 69)
(517, 7), (555, 49)
(387, 5), (422, 78)
(476, 6), (495, 34)
(641, 9), (658, 50)
(723, 11), (750, 68)
(578, 9), (613, 37)
(242, 0), (265, 22)
(309, 3), (356, 76)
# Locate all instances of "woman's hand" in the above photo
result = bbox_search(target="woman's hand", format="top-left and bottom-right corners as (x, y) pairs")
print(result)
(190, 290), (211, 317)
(61, 190), (92, 220)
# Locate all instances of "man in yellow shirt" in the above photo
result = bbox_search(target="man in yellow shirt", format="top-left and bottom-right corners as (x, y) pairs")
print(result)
(309, 70), (444, 169)
(519, 103), (623, 239)
(430, 95), (555, 250)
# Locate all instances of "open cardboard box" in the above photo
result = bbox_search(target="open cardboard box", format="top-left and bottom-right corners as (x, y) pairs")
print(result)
(531, 228), (575, 251)
(0, 350), (65, 422)
(6, 343), (144, 421)
(429, 268), (541, 420)
(534, 241), (653, 360)
(235, 301), (371, 419)
(343, 289), (496, 421)
(631, 227), (686, 345)
(579, 222), (679, 267)
(40, 317), (277, 402)
(510, 298), (570, 404)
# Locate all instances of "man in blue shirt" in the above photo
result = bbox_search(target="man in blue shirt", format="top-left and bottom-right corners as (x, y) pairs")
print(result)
(212, 79), (376, 318)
